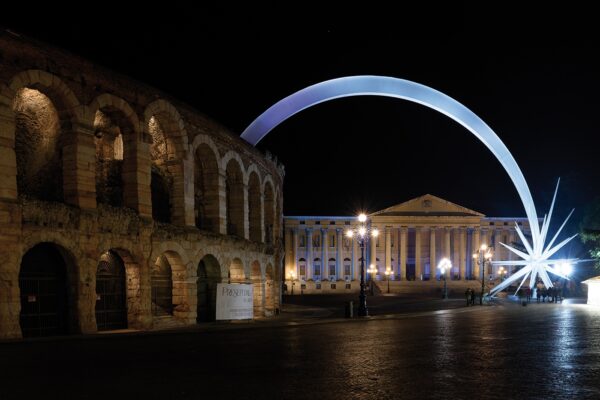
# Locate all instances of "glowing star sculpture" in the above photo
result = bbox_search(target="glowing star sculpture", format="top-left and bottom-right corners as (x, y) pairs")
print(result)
(488, 179), (578, 297)
(241, 76), (578, 296)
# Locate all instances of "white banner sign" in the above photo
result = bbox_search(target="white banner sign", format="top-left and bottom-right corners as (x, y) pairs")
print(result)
(216, 283), (254, 320)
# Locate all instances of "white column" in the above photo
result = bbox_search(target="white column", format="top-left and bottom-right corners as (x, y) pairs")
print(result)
(415, 227), (422, 280)
(352, 235), (359, 281)
(472, 228), (481, 279)
(430, 227), (436, 279)
(444, 227), (451, 259)
(400, 227), (407, 280)
(322, 229), (329, 279)
(385, 227), (392, 273)
(306, 228), (313, 280)
(460, 227), (466, 279)
(336, 228), (342, 280)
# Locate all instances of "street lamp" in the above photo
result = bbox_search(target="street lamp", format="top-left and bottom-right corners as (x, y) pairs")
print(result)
(346, 213), (379, 317)
(473, 244), (493, 305)
(438, 258), (451, 299)
(290, 270), (296, 295)
(385, 269), (391, 294)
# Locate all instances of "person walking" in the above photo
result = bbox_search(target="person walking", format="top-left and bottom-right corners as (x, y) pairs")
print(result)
(465, 288), (471, 306)
(470, 288), (476, 305)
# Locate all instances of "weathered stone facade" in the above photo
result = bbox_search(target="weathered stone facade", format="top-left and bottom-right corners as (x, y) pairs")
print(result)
(0, 31), (284, 339)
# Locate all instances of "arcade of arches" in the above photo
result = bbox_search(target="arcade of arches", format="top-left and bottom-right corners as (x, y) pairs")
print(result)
(0, 32), (283, 339)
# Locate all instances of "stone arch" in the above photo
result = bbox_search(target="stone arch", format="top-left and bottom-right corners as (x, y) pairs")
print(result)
(250, 260), (263, 317)
(192, 135), (221, 233)
(240, 75), (541, 241)
(229, 257), (246, 283)
(274, 187), (283, 241)
(3, 70), (82, 203)
(18, 242), (79, 337)
(263, 179), (275, 245)
(144, 100), (188, 224)
(94, 249), (127, 331)
(89, 94), (144, 213)
(151, 249), (191, 324)
(265, 263), (276, 315)
(225, 157), (245, 237)
(96, 247), (145, 330)
(197, 254), (221, 323)
(247, 170), (262, 242)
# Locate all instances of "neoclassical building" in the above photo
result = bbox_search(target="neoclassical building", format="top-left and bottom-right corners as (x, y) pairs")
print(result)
(284, 194), (531, 294)
(0, 31), (284, 339)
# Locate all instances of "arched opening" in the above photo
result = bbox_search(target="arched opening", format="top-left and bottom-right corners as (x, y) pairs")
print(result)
(13, 88), (64, 201)
(94, 108), (132, 208)
(19, 243), (77, 338)
(298, 258), (306, 279)
(313, 258), (322, 280)
(151, 255), (173, 316)
(229, 258), (245, 283)
(328, 258), (337, 280)
(197, 255), (221, 323)
(95, 250), (127, 331)
(263, 182), (275, 245)
(248, 172), (262, 242)
(251, 261), (263, 317)
(343, 258), (352, 280)
(225, 159), (245, 237)
(265, 263), (275, 314)
(194, 143), (220, 233)
(148, 116), (173, 223)
(151, 167), (171, 223)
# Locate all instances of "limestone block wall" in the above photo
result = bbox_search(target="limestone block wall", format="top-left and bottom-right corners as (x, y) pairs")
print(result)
(0, 31), (285, 339)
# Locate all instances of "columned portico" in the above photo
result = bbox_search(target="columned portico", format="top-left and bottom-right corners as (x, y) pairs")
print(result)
(284, 194), (532, 294)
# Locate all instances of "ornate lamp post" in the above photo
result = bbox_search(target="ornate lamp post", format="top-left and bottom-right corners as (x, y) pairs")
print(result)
(437, 258), (451, 299)
(384, 269), (391, 294)
(346, 213), (379, 317)
(473, 244), (493, 305)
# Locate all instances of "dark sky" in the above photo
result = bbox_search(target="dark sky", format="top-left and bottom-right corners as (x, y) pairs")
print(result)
(3, 7), (600, 227)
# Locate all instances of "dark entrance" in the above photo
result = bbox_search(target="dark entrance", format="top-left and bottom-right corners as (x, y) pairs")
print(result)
(151, 257), (173, 316)
(197, 255), (220, 323)
(95, 251), (127, 331)
(19, 243), (69, 338)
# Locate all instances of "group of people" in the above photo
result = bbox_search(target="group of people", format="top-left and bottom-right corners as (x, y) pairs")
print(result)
(517, 281), (564, 303)
(464, 288), (477, 306)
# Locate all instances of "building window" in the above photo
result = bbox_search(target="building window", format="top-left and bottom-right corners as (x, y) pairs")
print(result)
(301, 284), (306, 290)
(298, 258), (306, 277)
(345, 283), (351, 289)
(344, 221), (350, 225)
(328, 258), (336, 277)
(344, 258), (351, 276)
(315, 221), (320, 225)
(313, 234), (321, 248)
(330, 284), (336, 289)
(314, 258), (321, 277)
(330, 234), (335, 247)
(344, 238), (351, 249)
(316, 283), (322, 289)
(330, 221), (336, 225)
(299, 221), (305, 225)
(299, 235), (306, 247)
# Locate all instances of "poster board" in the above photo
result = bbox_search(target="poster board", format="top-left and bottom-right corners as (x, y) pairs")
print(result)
(216, 283), (254, 320)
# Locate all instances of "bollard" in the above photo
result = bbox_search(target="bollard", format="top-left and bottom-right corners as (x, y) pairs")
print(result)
(345, 301), (354, 318)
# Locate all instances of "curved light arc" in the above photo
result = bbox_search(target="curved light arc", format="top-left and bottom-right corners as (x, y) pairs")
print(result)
(241, 75), (539, 239)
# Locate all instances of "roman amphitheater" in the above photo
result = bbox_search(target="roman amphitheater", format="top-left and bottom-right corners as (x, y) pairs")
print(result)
(0, 31), (284, 339)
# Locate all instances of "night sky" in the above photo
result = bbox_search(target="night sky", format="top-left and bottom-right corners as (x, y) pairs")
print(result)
(3, 8), (599, 228)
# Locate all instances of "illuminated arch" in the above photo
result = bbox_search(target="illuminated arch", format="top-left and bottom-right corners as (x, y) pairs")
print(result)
(241, 75), (540, 241)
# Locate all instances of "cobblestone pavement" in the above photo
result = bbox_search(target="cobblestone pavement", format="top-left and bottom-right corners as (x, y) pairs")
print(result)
(1, 299), (599, 400)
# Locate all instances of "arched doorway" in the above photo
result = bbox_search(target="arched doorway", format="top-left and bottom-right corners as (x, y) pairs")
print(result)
(14, 88), (64, 202)
(251, 261), (263, 316)
(95, 250), (127, 331)
(225, 159), (245, 237)
(19, 243), (73, 338)
(197, 255), (221, 323)
(148, 115), (173, 223)
(151, 255), (173, 316)
(194, 143), (220, 233)
(248, 172), (262, 242)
